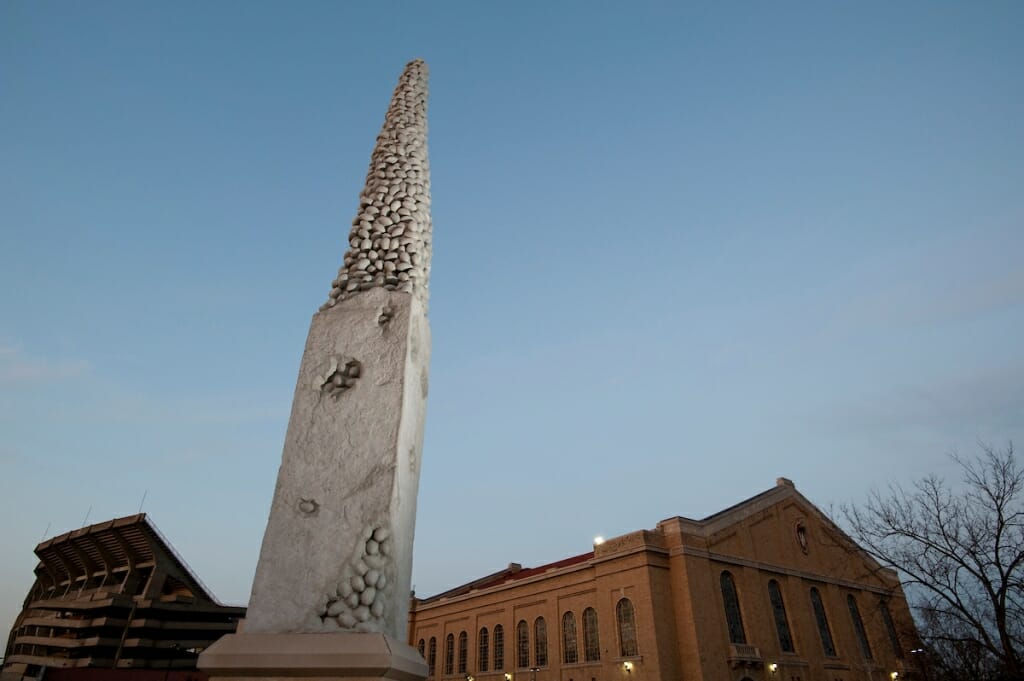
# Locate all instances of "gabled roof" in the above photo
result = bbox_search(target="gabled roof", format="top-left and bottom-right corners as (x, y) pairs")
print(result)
(415, 478), (894, 604)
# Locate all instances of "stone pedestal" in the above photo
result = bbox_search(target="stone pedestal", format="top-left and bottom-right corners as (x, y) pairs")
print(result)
(199, 632), (427, 681)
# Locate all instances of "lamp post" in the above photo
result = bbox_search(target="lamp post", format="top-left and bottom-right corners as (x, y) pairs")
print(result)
(530, 666), (540, 681)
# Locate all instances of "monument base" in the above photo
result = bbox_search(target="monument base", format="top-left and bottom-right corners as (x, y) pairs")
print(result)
(198, 632), (427, 681)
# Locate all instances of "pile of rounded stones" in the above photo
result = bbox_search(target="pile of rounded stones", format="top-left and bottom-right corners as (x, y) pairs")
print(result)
(321, 526), (394, 631)
(323, 59), (432, 311)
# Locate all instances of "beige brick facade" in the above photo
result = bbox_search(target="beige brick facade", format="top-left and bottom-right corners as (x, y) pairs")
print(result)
(409, 480), (921, 681)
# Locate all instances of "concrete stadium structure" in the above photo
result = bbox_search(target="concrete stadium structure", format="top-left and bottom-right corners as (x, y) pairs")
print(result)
(2, 515), (244, 680)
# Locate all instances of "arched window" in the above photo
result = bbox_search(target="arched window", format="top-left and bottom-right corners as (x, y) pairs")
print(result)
(534, 617), (548, 667)
(445, 633), (455, 675)
(418, 639), (426, 658)
(879, 600), (903, 659)
(583, 607), (600, 662)
(615, 598), (638, 657)
(562, 611), (578, 664)
(479, 628), (489, 672)
(516, 620), (529, 668)
(847, 595), (873, 660)
(768, 580), (795, 653)
(720, 571), (747, 644)
(458, 631), (468, 673)
(428, 637), (437, 677)
(494, 624), (505, 670)
(810, 587), (837, 657)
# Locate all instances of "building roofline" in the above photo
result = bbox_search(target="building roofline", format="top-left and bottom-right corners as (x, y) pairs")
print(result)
(34, 514), (230, 606)
(414, 478), (898, 603)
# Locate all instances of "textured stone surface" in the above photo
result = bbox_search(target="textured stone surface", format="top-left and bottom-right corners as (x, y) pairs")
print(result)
(237, 59), (433, 643)
(322, 59), (431, 311)
(245, 287), (430, 639)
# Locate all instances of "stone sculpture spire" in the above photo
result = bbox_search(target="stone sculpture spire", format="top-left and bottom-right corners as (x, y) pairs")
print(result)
(201, 61), (433, 680)
(324, 58), (431, 309)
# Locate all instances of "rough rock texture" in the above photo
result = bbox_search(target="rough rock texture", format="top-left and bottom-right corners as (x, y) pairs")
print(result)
(245, 287), (429, 639)
(241, 60), (432, 643)
(322, 59), (431, 311)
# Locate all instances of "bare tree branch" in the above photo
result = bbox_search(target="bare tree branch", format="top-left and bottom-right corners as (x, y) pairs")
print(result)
(842, 442), (1023, 681)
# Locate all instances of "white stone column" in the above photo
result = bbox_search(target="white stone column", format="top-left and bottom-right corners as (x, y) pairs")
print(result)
(200, 58), (432, 681)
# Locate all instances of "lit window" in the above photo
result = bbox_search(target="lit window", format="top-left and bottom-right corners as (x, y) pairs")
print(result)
(494, 624), (505, 670)
(720, 571), (747, 644)
(615, 598), (638, 657)
(768, 580), (795, 653)
(445, 633), (455, 676)
(583, 607), (600, 662)
(562, 611), (578, 664)
(479, 628), (489, 672)
(517, 620), (529, 668)
(879, 600), (903, 659)
(809, 587), (837, 657)
(847, 595), (873, 660)
(534, 617), (548, 667)
(428, 637), (437, 677)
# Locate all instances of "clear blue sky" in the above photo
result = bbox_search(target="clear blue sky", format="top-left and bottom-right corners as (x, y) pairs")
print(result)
(2, 2), (1022, 636)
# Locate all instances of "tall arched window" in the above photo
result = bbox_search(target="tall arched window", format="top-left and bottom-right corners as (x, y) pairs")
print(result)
(458, 631), (468, 673)
(428, 637), (437, 677)
(583, 607), (600, 662)
(445, 633), (455, 675)
(478, 628), (489, 672)
(720, 571), (747, 644)
(516, 620), (529, 668)
(418, 639), (425, 658)
(615, 598), (638, 657)
(879, 600), (903, 659)
(562, 611), (578, 664)
(810, 587), (837, 657)
(767, 580), (795, 653)
(847, 595), (873, 660)
(534, 617), (548, 667)
(494, 624), (505, 670)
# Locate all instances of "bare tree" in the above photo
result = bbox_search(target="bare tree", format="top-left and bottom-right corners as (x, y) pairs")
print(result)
(843, 443), (1023, 681)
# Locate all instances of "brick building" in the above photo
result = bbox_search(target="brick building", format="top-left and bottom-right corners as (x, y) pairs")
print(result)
(409, 479), (921, 681)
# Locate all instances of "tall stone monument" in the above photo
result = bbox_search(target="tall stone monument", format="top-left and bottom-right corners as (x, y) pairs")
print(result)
(199, 59), (432, 681)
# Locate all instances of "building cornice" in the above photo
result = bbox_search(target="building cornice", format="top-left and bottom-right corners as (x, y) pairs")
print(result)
(671, 545), (901, 597)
